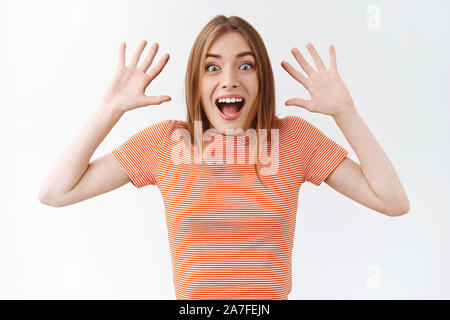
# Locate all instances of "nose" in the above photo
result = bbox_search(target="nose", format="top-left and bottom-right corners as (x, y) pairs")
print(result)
(221, 66), (240, 88)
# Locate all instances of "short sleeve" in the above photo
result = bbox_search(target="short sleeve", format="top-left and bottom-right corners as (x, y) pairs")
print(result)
(288, 115), (349, 186)
(111, 120), (172, 188)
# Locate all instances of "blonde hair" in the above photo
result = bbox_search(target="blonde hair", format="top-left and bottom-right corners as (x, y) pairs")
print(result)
(181, 15), (277, 187)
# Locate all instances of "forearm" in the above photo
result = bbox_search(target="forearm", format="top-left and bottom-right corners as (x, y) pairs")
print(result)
(332, 106), (410, 211)
(39, 103), (122, 201)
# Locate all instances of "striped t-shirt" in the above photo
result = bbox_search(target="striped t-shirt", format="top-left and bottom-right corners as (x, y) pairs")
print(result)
(111, 115), (348, 300)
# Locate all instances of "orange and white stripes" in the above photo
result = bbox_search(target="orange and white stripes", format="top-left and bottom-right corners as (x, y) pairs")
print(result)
(111, 115), (348, 299)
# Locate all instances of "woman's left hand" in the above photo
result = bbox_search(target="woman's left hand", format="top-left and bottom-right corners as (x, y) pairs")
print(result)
(281, 43), (355, 117)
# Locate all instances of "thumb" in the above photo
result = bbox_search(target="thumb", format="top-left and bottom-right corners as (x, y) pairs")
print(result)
(142, 95), (172, 106)
(285, 98), (312, 111)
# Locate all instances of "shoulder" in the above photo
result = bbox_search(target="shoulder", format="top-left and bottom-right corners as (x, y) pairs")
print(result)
(144, 119), (187, 134)
(274, 114), (313, 135)
(131, 119), (187, 145)
(275, 114), (328, 151)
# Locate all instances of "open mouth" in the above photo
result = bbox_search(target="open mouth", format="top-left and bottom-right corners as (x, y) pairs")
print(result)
(215, 98), (246, 120)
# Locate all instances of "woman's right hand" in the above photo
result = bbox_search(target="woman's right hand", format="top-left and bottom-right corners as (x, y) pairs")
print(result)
(100, 40), (171, 115)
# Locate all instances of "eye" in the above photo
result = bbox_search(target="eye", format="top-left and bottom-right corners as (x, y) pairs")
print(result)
(240, 63), (254, 71)
(206, 64), (219, 72)
(205, 63), (255, 72)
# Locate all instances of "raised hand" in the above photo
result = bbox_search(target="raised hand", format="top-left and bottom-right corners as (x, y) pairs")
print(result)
(101, 40), (171, 115)
(281, 43), (355, 117)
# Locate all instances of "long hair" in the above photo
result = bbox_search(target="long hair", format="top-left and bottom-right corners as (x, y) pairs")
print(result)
(181, 15), (277, 187)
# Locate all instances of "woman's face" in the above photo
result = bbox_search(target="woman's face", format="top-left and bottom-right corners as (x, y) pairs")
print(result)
(200, 32), (258, 134)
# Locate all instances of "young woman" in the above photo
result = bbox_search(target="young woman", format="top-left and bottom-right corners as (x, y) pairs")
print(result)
(38, 15), (410, 300)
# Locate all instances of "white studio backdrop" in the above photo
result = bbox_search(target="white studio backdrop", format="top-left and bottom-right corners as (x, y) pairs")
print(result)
(1, 0), (449, 299)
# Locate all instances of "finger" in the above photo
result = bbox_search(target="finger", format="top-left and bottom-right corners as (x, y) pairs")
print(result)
(306, 43), (326, 71)
(139, 42), (159, 72)
(129, 40), (147, 67)
(329, 44), (337, 71)
(281, 60), (309, 89)
(118, 42), (126, 67)
(146, 53), (170, 82)
(291, 47), (315, 76)
(285, 97), (313, 111)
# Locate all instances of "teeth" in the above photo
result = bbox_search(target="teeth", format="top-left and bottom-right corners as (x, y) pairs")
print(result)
(217, 97), (243, 103)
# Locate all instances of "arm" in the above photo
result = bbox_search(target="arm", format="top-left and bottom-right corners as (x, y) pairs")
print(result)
(326, 108), (410, 216)
(38, 40), (172, 207)
(281, 43), (409, 217)
(38, 105), (129, 207)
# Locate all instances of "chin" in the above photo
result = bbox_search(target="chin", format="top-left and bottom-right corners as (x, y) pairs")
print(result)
(219, 121), (251, 135)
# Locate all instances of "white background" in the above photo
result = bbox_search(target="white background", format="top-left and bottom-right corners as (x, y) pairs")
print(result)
(1, 0), (449, 299)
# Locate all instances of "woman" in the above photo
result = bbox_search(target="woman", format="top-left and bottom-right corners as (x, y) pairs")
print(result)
(38, 15), (410, 300)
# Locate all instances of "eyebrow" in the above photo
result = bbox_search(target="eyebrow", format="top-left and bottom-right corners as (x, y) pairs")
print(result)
(206, 51), (255, 59)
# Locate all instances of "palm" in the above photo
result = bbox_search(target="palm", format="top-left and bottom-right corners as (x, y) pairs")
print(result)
(281, 43), (354, 116)
(101, 40), (171, 113)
